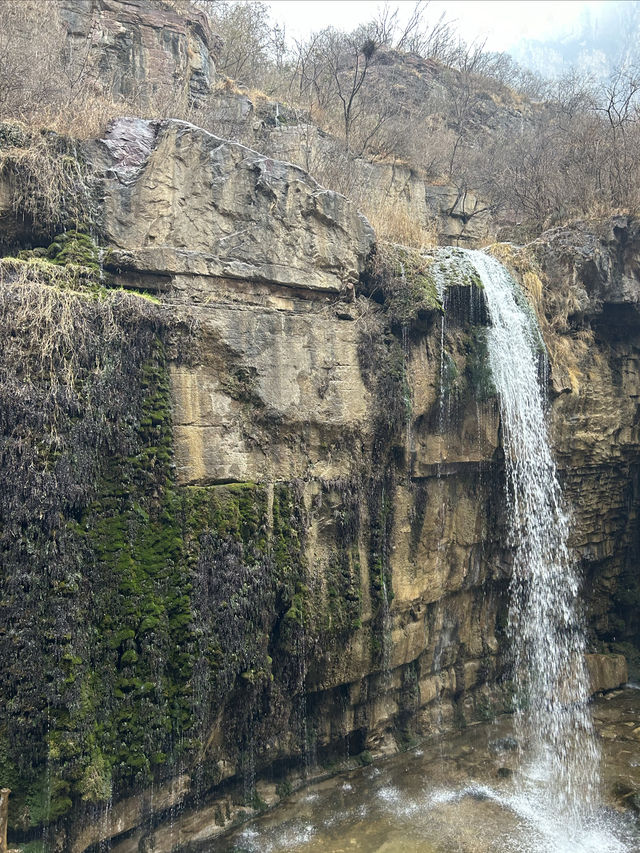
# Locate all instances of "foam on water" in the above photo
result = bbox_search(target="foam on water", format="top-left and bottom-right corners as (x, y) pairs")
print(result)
(423, 782), (633, 853)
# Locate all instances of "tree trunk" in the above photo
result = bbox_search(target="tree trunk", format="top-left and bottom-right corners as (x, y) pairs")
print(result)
(0, 788), (9, 853)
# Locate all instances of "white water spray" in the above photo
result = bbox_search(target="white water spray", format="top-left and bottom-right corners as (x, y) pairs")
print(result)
(466, 250), (600, 824)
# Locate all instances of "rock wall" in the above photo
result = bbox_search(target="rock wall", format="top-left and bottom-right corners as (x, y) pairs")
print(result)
(262, 123), (494, 247)
(71, 121), (510, 851)
(525, 218), (640, 672)
(1, 114), (639, 852)
(58, 0), (217, 107)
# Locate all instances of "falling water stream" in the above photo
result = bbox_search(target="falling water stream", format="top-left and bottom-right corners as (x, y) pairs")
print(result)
(471, 251), (599, 799)
(466, 249), (606, 848)
(218, 250), (638, 853)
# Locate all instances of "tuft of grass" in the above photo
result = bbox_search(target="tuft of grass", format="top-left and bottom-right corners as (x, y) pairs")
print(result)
(362, 198), (438, 250)
(0, 127), (96, 241)
(0, 256), (160, 396)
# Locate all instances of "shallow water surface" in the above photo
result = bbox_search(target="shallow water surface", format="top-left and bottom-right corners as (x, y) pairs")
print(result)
(217, 690), (640, 853)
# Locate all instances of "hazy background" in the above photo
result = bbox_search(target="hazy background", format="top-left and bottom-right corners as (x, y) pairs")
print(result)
(266, 0), (640, 80)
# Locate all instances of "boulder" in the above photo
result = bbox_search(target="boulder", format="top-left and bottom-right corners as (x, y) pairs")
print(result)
(585, 654), (628, 694)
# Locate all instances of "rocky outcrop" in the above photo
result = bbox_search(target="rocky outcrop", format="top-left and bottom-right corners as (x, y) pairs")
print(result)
(585, 653), (628, 693)
(58, 0), (217, 106)
(53, 124), (509, 851)
(2, 108), (640, 852)
(263, 122), (494, 247)
(512, 219), (640, 673)
(0, 119), (511, 850)
(96, 117), (373, 294)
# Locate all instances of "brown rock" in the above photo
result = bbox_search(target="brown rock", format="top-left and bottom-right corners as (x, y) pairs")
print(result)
(97, 117), (374, 293)
(59, 0), (217, 107)
(585, 654), (628, 694)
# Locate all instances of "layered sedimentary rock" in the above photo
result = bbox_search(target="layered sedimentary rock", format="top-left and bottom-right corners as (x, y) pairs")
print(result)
(90, 121), (508, 852)
(58, 0), (217, 106)
(513, 219), (640, 673)
(0, 119), (508, 851)
(1, 113), (639, 852)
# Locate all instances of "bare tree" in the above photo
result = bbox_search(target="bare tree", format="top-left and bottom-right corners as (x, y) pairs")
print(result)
(196, 0), (288, 91)
(293, 28), (379, 152)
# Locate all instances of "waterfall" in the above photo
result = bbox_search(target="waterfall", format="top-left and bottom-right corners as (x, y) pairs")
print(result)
(466, 250), (600, 824)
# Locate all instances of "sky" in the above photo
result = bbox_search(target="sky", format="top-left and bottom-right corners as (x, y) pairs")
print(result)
(266, 1), (612, 55)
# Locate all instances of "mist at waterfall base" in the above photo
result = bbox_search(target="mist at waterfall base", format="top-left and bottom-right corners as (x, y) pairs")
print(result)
(219, 250), (637, 853)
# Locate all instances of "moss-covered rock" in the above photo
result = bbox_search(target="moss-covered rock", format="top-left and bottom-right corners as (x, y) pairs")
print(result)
(0, 266), (313, 836)
(360, 243), (441, 329)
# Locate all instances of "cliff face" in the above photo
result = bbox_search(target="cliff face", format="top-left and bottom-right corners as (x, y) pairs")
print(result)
(0, 113), (638, 850)
(80, 119), (510, 852)
(58, 0), (217, 106)
(528, 219), (640, 669)
(1, 0), (640, 842)
(0, 104), (638, 849)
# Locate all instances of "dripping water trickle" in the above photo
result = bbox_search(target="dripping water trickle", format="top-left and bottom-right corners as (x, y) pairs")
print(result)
(379, 483), (392, 686)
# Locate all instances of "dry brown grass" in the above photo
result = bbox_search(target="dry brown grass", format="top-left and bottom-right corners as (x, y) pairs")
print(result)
(362, 197), (439, 250)
(0, 129), (96, 236)
(489, 243), (545, 312)
(0, 0), (204, 140)
(0, 258), (158, 398)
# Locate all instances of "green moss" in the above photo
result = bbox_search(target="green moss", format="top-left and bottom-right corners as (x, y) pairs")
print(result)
(357, 749), (373, 766)
(39, 342), (195, 802)
(275, 779), (293, 798)
(219, 365), (263, 407)
(427, 247), (484, 291)
(359, 332), (411, 451)
(0, 254), (101, 293)
(7, 231), (129, 297)
(46, 231), (100, 270)
(368, 476), (395, 665)
(18, 844), (46, 853)
(0, 265), (317, 833)
(321, 484), (362, 641)
(439, 351), (460, 401)
(362, 244), (441, 329)
(396, 729), (420, 751)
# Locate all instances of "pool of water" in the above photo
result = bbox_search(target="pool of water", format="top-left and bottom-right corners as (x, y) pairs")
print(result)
(217, 689), (640, 853)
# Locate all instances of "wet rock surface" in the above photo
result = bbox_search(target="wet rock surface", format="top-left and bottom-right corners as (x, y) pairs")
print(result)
(213, 689), (640, 853)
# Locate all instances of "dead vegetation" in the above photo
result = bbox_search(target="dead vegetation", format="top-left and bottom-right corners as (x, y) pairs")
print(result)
(362, 199), (438, 250)
(0, 125), (96, 242)
(0, 0), (639, 243)
(0, 256), (160, 401)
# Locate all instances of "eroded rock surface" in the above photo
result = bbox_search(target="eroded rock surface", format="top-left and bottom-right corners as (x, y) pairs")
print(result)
(521, 219), (640, 675)
(57, 127), (640, 849)
(2, 107), (640, 853)
(263, 122), (495, 247)
(96, 118), (374, 293)
(33, 122), (510, 852)
(59, 0), (217, 106)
